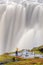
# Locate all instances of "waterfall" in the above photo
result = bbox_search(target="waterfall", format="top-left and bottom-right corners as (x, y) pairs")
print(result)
(0, 2), (43, 54)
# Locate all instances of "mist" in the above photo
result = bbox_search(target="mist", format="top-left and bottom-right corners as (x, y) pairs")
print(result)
(0, 2), (43, 54)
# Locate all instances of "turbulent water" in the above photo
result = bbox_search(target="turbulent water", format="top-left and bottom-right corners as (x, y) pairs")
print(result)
(0, 2), (43, 54)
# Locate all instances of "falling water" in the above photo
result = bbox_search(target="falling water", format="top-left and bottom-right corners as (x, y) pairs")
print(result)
(0, 1), (43, 54)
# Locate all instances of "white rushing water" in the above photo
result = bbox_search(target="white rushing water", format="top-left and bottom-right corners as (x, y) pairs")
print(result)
(0, 1), (43, 54)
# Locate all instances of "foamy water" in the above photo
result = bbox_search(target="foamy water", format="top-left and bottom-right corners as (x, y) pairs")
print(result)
(0, 2), (43, 54)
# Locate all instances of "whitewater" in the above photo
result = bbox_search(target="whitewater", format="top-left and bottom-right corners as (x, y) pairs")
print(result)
(0, 1), (43, 54)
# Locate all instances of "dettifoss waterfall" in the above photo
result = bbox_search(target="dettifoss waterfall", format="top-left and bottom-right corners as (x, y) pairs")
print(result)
(0, 0), (43, 54)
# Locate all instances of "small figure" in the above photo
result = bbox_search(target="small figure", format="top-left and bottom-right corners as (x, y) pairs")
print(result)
(12, 58), (15, 62)
(15, 48), (18, 56)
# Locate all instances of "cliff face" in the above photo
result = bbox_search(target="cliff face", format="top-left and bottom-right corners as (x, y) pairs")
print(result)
(31, 45), (43, 54)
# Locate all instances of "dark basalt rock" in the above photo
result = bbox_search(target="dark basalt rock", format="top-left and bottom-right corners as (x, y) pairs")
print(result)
(39, 48), (43, 53)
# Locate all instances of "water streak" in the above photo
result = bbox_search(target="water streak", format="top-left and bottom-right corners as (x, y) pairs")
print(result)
(0, 2), (43, 54)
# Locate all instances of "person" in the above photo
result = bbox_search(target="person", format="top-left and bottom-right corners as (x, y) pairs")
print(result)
(12, 58), (15, 62)
(15, 48), (18, 56)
